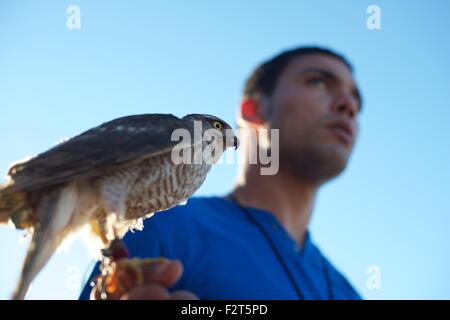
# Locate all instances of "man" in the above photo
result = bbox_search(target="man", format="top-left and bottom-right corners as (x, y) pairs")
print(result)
(80, 46), (362, 300)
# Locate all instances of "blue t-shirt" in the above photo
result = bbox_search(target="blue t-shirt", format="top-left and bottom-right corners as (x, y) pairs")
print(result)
(80, 196), (361, 300)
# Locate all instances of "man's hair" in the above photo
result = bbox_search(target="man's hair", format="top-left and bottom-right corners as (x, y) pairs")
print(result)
(243, 46), (353, 99)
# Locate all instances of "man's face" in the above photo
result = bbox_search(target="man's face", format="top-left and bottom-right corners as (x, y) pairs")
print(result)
(266, 54), (361, 184)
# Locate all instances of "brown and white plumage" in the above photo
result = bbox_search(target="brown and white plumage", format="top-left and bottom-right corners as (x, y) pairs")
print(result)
(0, 113), (238, 299)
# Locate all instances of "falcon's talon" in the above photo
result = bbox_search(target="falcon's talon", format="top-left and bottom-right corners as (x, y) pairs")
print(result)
(101, 238), (130, 261)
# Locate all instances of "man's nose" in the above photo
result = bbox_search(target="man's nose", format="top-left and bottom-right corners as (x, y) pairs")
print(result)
(331, 93), (359, 119)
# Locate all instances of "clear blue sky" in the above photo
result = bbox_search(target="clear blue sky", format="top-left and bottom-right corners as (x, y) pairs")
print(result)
(1, 0), (449, 299)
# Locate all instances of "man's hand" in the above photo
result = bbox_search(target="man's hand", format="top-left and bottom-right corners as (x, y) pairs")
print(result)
(91, 259), (198, 300)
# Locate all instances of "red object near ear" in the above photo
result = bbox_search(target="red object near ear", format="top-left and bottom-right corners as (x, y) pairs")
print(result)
(241, 99), (264, 125)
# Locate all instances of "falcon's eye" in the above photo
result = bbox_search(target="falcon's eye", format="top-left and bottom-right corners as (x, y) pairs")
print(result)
(212, 121), (223, 130)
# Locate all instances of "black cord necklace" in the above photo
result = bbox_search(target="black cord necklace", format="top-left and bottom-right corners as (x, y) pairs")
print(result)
(227, 194), (334, 300)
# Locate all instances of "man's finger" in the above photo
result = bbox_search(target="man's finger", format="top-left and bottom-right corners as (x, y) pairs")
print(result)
(120, 284), (171, 300)
(169, 290), (199, 300)
(141, 259), (183, 288)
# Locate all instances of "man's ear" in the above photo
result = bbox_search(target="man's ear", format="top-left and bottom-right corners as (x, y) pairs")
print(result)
(240, 98), (266, 126)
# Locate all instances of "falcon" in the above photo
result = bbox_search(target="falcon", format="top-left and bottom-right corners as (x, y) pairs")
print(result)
(0, 113), (239, 299)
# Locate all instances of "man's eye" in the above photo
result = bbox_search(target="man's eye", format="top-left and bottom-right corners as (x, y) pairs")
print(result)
(306, 77), (326, 87)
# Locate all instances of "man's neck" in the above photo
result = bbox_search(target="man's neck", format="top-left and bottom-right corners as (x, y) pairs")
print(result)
(231, 165), (318, 247)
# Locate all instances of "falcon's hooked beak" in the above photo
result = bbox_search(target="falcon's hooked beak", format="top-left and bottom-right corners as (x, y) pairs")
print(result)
(233, 136), (239, 150)
(224, 130), (239, 150)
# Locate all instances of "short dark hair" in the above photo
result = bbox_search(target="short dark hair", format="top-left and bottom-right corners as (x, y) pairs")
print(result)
(243, 46), (353, 99)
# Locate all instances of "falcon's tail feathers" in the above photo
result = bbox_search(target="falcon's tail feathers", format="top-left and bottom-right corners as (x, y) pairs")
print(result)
(11, 185), (78, 300)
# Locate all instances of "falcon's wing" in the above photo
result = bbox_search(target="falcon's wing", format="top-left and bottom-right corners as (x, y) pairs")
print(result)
(5, 114), (195, 193)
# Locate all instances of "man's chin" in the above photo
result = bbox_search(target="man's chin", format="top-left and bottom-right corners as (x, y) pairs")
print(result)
(324, 143), (351, 163)
(279, 152), (348, 185)
(284, 144), (350, 183)
(318, 144), (350, 180)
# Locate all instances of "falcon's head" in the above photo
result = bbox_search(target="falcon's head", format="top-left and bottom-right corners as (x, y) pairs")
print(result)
(183, 114), (239, 151)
